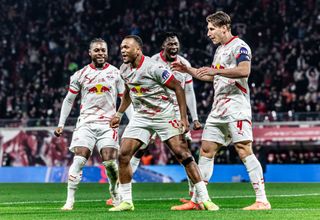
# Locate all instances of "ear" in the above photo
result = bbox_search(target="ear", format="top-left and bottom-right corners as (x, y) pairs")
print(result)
(222, 25), (228, 32)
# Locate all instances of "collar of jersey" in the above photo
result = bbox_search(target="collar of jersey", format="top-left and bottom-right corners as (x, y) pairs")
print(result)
(224, 36), (238, 46)
(89, 63), (110, 70)
(130, 55), (145, 71)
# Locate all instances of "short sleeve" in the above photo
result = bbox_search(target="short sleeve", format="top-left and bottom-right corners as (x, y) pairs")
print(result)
(153, 64), (175, 86)
(68, 72), (81, 94)
(234, 43), (252, 64)
(116, 73), (126, 96)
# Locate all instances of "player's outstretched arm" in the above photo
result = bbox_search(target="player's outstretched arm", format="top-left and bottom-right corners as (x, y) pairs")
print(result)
(171, 61), (214, 82)
(165, 78), (189, 133)
(202, 61), (251, 78)
(54, 91), (77, 137)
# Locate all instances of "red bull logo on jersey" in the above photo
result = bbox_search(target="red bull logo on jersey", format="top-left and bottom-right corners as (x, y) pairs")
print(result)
(130, 85), (150, 96)
(88, 84), (111, 94)
(212, 64), (225, 69)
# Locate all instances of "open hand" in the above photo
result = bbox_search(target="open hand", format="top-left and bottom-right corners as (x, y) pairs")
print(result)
(171, 60), (188, 73)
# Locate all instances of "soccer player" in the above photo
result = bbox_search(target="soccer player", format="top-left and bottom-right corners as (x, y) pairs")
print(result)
(108, 35), (218, 211)
(171, 11), (271, 210)
(130, 32), (202, 193)
(54, 38), (132, 210)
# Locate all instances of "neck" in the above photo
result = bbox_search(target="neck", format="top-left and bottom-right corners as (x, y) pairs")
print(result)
(221, 32), (234, 45)
(132, 54), (143, 68)
(91, 62), (105, 69)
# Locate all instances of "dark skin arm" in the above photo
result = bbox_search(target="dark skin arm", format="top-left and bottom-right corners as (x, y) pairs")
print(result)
(110, 84), (132, 128)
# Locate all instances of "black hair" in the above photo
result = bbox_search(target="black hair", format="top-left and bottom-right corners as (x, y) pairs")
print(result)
(123, 35), (143, 49)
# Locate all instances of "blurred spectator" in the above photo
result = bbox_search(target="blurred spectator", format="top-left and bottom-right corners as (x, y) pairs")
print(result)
(0, 0), (319, 126)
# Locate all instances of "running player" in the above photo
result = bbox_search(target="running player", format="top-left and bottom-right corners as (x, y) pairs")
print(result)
(171, 11), (271, 210)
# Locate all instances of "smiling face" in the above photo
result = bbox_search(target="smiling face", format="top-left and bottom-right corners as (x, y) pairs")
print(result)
(162, 36), (180, 61)
(120, 38), (141, 64)
(89, 42), (108, 68)
(207, 22), (227, 45)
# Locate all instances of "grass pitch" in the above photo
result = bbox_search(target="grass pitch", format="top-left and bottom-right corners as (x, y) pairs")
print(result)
(0, 182), (319, 220)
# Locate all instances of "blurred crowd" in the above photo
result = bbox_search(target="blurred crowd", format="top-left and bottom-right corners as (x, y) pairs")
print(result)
(1, 128), (318, 166)
(0, 0), (319, 126)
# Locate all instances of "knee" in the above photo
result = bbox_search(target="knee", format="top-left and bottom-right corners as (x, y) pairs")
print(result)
(101, 148), (117, 161)
(118, 151), (131, 164)
(176, 151), (194, 167)
(200, 146), (217, 158)
(181, 156), (194, 167)
(235, 141), (252, 159)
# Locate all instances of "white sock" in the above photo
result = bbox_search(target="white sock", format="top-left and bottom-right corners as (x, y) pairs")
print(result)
(198, 156), (214, 182)
(194, 181), (210, 203)
(66, 155), (87, 205)
(102, 160), (119, 194)
(130, 156), (141, 174)
(119, 183), (132, 203)
(243, 154), (268, 203)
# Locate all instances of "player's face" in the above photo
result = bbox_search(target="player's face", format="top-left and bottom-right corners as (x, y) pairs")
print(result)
(89, 42), (108, 67)
(162, 36), (180, 61)
(120, 38), (140, 64)
(207, 22), (225, 45)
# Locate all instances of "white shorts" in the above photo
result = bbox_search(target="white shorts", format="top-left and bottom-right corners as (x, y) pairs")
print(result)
(202, 120), (253, 146)
(122, 116), (182, 145)
(70, 123), (119, 153)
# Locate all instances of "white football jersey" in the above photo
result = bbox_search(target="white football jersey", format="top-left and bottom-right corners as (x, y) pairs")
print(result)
(208, 36), (252, 122)
(69, 63), (124, 124)
(151, 52), (192, 116)
(120, 55), (176, 119)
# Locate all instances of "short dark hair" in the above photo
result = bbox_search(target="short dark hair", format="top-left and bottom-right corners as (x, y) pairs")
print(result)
(161, 32), (180, 44)
(89, 38), (107, 49)
(123, 35), (143, 49)
(206, 11), (231, 30)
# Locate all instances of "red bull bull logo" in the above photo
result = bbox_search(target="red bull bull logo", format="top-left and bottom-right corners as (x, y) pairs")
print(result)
(212, 63), (225, 69)
(130, 85), (149, 96)
(88, 84), (111, 94)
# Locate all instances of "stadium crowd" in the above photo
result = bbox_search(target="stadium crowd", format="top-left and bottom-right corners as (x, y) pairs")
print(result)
(0, 0), (319, 126)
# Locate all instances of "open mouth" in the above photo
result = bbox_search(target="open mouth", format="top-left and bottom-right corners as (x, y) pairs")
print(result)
(168, 51), (178, 59)
(96, 57), (105, 62)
